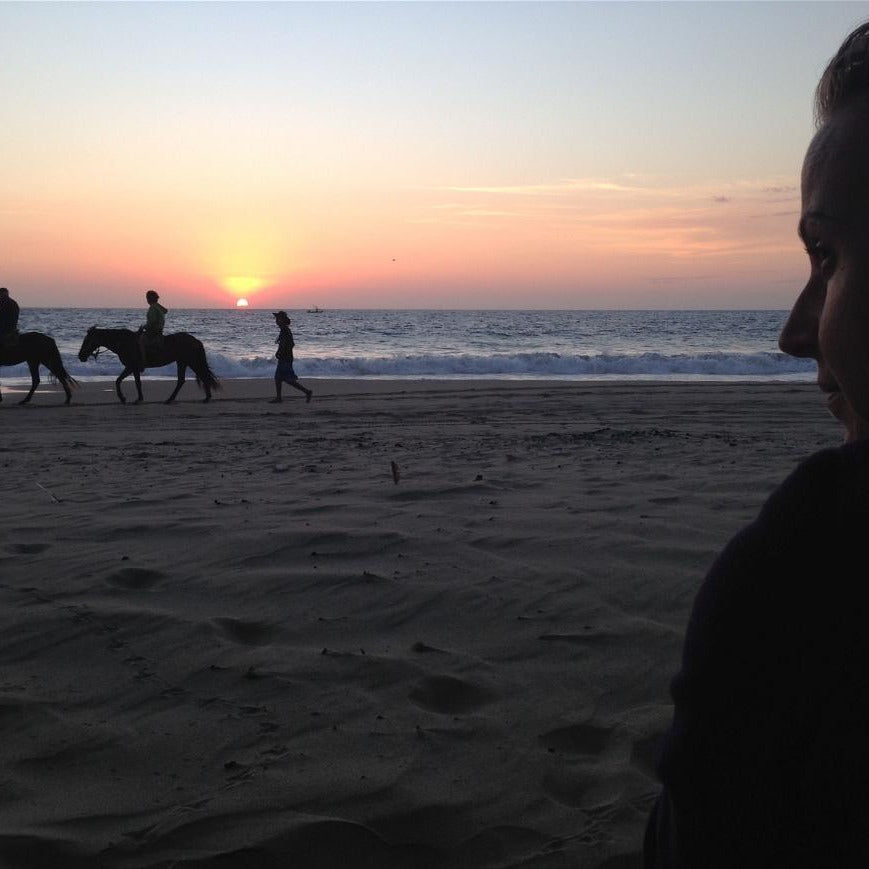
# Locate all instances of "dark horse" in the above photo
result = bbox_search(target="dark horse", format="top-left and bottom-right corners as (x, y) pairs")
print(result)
(77, 327), (220, 404)
(0, 332), (78, 405)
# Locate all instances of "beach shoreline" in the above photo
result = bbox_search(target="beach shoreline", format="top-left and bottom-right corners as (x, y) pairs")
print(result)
(0, 375), (822, 404)
(0, 379), (838, 867)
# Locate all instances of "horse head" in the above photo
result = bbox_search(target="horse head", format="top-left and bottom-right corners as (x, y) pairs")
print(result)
(78, 326), (101, 361)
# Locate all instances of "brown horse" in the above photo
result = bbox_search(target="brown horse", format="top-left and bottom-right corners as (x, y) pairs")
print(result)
(0, 332), (78, 404)
(77, 327), (220, 404)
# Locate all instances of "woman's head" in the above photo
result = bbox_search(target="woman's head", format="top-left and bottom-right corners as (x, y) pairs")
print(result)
(815, 22), (869, 125)
(780, 22), (869, 442)
(146, 290), (159, 303)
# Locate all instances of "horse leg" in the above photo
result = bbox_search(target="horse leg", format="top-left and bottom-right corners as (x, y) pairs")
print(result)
(115, 368), (131, 404)
(197, 363), (212, 402)
(166, 362), (186, 404)
(133, 369), (144, 403)
(56, 367), (72, 405)
(44, 341), (73, 404)
(19, 360), (40, 404)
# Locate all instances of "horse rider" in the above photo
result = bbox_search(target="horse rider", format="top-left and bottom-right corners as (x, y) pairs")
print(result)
(139, 290), (167, 366)
(0, 287), (20, 350)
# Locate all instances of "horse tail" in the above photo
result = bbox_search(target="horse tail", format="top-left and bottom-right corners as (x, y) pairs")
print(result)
(193, 340), (221, 392)
(47, 338), (79, 390)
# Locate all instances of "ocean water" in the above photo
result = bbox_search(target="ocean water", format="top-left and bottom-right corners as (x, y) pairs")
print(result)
(1, 307), (814, 383)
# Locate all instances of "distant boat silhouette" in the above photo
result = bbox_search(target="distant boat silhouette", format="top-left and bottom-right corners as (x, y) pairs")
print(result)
(307, 305), (323, 313)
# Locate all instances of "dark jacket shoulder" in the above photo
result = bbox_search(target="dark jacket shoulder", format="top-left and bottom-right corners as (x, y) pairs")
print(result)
(649, 440), (869, 868)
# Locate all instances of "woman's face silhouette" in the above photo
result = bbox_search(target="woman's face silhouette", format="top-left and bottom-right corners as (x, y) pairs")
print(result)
(780, 106), (869, 443)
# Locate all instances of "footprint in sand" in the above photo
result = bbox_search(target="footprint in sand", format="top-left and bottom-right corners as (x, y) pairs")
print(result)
(4, 542), (50, 555)
(539, 722), (625, 811)
(542, 764), (625, 811)
(105, 567), (165, 590)
(410, 641), (446, 654)
(538, 722), (613, 755)
(211, 617), (277, 646)
(408, 675), (497, 714)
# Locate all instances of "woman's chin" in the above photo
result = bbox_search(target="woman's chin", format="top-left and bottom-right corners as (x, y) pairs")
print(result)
(826, 392), (869, 443)
(842, 414), (869, 444)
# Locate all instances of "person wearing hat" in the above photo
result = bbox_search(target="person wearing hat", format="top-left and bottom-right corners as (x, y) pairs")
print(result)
(270, 311), (313, 404)
(0, 287), (20, 349)
(139, 289), (168, 367)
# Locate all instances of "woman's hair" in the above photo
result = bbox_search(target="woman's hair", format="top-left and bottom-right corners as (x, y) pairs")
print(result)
(816, 21), (869, 125)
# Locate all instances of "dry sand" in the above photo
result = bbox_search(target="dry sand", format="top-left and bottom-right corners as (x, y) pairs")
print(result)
(0, 377), (839, 868)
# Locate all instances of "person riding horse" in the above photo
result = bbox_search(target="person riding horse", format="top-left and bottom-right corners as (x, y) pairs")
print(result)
(0, 287), (20, 351)
(139, 290), (167, 367)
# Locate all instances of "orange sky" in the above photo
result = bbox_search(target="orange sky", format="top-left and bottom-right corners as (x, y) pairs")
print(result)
(1, 174), (804, 309)
(1, 2), (857, 309)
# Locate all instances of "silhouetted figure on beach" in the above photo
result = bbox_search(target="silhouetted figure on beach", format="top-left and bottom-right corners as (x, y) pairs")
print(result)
(269, 311), (313, 404)
(78, 325), (219, 404)
(0, 331), (77, 404)
(646, 20), (869, 868)
(139, 290), (167, 367)
(0, 287), (20, 349)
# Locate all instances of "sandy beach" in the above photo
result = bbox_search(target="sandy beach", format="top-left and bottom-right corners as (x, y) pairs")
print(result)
(0, 378), (838, 868)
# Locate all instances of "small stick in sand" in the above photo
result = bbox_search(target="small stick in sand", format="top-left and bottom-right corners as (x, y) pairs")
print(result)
(36, 482), (62, 503)
(390, 461), (400, 484)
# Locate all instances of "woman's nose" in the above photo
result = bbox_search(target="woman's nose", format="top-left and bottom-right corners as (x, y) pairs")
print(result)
(779, 280), (820, 359)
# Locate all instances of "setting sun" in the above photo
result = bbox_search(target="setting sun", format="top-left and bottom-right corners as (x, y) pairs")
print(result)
(236, 298), (249, 308)
(3, 1), (850, 312)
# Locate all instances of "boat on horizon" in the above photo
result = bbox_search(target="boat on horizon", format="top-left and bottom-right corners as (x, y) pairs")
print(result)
(307, 305), (323, 313)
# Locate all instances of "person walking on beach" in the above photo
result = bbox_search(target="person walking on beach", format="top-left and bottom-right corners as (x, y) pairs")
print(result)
(0, 287), (20, 349)
(646, 20), (869, 868)
(270, 311), (313, 403)
(139, 290), (167, 366)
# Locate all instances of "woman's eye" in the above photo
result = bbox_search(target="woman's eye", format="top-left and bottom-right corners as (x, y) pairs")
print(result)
(807, 240), (835, 275)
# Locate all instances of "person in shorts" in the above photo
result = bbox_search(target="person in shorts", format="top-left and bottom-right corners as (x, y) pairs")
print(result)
(270, 311), (313, 404)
